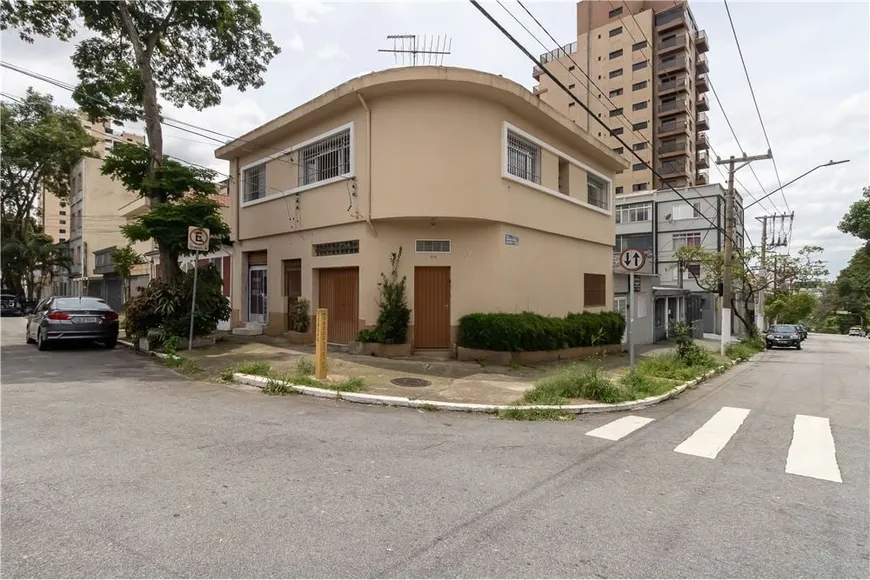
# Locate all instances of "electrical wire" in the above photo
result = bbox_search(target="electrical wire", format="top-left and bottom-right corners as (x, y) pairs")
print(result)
(722, 0), (789, 212)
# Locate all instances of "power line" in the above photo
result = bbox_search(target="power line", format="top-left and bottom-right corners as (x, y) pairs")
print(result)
(722, 0), (789, 212)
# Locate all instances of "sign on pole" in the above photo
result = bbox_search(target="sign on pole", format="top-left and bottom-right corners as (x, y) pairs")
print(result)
(619, 248), (646, 272)
(619, 248), (645, 368)
(188, 226), (210, 252)
(315, 308), (328, 380)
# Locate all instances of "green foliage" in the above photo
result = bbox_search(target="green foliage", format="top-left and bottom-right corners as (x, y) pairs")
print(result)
(669, 320), (715, 368)
(838, 186), (870, 242)
(263, 377), (294, 396)
(765, 292), (817, 324)
(296, 357), (315, 376)
(161, 335), (181, 355)
(499, 408), (575, 421)
(234, 360), (272, 377)
(636, 352), (717, 382)
(110, 244), (144, 304)
(525, 365), (626, 404)
(0, 219), (72, 300)
(288, 298), (310, 333)
(725, 336), (764, 360)
(123, 264), (230, 339)
(618, 368), (675, 399)
(457, 311), (625, 352)
(2, 1), (280, 123)
(357, 248), (411, 344)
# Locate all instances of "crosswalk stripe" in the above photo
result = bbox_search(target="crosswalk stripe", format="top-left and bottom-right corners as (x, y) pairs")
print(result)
(586, 415), (654, 441)
(674, 406), (750, 459)
(785, 415), (842, 483)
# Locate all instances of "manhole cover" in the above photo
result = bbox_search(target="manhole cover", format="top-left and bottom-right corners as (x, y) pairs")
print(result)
(391, 377), (432, 388)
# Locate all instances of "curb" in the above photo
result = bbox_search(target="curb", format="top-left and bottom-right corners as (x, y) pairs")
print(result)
(232, 357), (745, 415)
(118, 339), (179, 361)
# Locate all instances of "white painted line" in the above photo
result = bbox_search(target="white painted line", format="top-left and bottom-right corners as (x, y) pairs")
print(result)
(786, 415), (842, 483)
(674, 406), (750, 459)
(586, 415), (654, 441)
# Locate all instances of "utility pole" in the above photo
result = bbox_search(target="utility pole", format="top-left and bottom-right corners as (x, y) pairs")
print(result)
(755, 212), (794, 330)
(716, 151), (772, 354)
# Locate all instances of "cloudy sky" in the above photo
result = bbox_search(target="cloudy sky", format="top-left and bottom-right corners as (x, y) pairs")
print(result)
(2, 0), (867, 276)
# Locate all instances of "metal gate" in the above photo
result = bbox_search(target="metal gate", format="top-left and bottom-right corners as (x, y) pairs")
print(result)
(318, 267), (359, 344)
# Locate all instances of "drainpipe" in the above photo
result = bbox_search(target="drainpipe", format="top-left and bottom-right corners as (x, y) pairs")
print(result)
(356, 92), (376, 237)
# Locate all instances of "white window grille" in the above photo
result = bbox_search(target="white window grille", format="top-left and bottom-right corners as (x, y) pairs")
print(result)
(415, 240), (451, 253)
(672, 232), (702, 249)
(672, 201), (701, 220)
(587, 174), (609, 210)
(615, 202), (651, 224)
(506, 131), (540, 184)
(298, 129), (351, 187)
(243, 164), (266, 203)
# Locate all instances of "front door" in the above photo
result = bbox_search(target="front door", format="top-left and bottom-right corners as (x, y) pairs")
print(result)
(414, 266), (451, 349)
(249, 266), (267, 324)
(654, 298), (667, 342)
(318, 267), (359, 344)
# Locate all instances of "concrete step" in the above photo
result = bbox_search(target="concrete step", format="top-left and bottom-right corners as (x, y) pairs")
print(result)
(411, 349), (454, 360)
(232, 323), (264, 336)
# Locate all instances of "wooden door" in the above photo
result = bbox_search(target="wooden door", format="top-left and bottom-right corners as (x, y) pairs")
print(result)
(318, 267), (359, 344)
(414, 267), (451, 349)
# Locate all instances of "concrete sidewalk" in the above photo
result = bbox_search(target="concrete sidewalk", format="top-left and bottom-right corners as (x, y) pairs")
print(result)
(182, 334), (722, 405)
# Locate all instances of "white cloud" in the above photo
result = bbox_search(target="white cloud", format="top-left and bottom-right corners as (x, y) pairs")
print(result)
(290, 1), (334, 24)
(288, 33), (305, 52)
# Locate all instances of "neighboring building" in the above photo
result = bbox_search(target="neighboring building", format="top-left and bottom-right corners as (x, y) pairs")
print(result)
(39, 185), (68, 244)
(614, 183), (744, 343)
(215, 66), (628, 346)
(532, 0), (710, 196)
(55, 115), (145, 298)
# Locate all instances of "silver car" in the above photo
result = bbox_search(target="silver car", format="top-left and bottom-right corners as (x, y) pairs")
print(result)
(26, 296), (120, 350)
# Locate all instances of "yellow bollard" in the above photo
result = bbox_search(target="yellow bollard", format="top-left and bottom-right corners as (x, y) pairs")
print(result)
(315, 308), (328, 380)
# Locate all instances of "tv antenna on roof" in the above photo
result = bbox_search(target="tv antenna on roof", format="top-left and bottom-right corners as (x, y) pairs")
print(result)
(378, 34), (452, 66)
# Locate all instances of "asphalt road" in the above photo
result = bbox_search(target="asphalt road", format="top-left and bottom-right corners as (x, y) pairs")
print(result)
(2, 316), (868, 578)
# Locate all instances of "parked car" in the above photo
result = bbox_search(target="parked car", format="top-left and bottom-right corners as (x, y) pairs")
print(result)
(0, 294), (22, 317)
(795, 324), (808, 341)
(848, 326), (865, 337)
(765, 324), (802, 350)
(26, 296), (119, 350)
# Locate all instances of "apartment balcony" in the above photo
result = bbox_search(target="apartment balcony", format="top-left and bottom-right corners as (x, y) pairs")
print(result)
(696, 132), (710, 150)
(655, 8), (687, 33)
(696, 72), (709, 93)
(697, 171), (709, 185)
(532, 85), (548, 96)
(659, 139), (689, 159)
(658, 97), (690, 118)
(697, 93), (710, 112)
(657, 57), (688, 76)
(532, 65), (543, 80)
(697, 53), (709, 74)
(697, 150), (710, 169)
(658, 120), (689, 138)
(697, 111), (710, 131)
(93, 246), (118, 275)
(658, 33), (689, 56)
(696, 30), (709, 53)
(657, 159), (690, 179)
(658, 76), (689, 97)
(119, 196), (150, 219)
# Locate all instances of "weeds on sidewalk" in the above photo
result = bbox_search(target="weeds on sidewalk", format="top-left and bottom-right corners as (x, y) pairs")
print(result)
(618, 368), (675, 399)
(635, 353), (717, 382)
(161, 355), (206, 379)
(499, 407), (574, 421)
(725, 335), (765, 360)
(219, 360), (273, 382)
(523, 364), (625, 405)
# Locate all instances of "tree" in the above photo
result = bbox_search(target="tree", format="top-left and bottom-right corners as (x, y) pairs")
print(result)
(838, 186), (870, 243)
(1, 218), (72, 300)
(1, 89), (96, 228)
(765, 292), (818, 324)
(110, 245), (144, 306)
(3, 0), (280, 279)
(103, 142), (231, 275)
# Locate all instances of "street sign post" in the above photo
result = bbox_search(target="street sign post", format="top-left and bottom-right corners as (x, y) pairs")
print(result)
(186, 227), (210, 351)
(619, 248), (646, 368)
(315, 308), (328, 379)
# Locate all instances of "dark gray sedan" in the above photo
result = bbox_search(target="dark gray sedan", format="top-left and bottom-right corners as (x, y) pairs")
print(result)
(26, 296), (119, 350)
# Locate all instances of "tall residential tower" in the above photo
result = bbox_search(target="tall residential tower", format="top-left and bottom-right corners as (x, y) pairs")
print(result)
(533, 0), (709, 194)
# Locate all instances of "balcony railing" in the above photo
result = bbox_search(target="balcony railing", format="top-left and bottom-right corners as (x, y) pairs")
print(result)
(660, 140), (689, 154)
(696, 133), (710, 150)
(696, 30), (709, 53)
(655, 7), (687, 32)
(697, 171), (709, 185)
(697, 53), (709, 73)
(696, 72), (709, 93)
(658, 98), (690, 117)
(658, 160), (690, 177)
(657, 57), (687, 75)
(658, 33), (688, 55)
(658, 120), (688, 136)
(697, 151), (710, 168)
(697, 111), (710, 130)
(697, 93), (710, 112)
(540, 41), (577, 64)
(658, 77), (688, 94)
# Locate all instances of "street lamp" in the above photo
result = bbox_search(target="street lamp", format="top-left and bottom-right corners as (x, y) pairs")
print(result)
(745, 159), (851, 210)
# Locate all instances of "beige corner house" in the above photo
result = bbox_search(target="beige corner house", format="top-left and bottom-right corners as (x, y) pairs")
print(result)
(216, 67), (628, 348)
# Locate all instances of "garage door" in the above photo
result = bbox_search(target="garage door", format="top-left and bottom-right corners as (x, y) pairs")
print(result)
(318, 267), (359, 344)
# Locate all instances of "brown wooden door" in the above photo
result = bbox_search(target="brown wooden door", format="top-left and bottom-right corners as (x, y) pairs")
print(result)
(318, 267), (359, 344)
(414, 266), (451, 348)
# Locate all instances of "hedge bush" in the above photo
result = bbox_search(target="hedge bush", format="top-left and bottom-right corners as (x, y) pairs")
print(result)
(457, 311), (625, 352)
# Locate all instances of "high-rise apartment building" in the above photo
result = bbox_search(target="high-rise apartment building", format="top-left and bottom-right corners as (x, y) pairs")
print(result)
(533, 0), (709, 195)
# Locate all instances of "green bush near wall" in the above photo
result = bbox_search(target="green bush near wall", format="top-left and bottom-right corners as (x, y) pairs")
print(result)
(457, 311), (625, 352)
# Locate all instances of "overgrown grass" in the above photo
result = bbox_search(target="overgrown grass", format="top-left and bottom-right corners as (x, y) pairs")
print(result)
(618, 368), (676, 399)
(296, 357), (315, 376)
(499, 407), (575, 421)
(262, 375), (296, 396)
(161, 355), (205, 378)
(524, 364), (627, 404)
(726, 336), (765, 360)
(418, 403), (440, 412)
(236, 360), (274, 376)
(636, 352), (718, 382)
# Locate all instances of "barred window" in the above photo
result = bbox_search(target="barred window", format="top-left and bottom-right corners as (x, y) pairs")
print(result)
(243, 164), (266, 202)
(506, 131), (540, 184)
(587, 174), (609, 210)
(298, 128), (351, 187)
(313, 240), (359, 256)
(415, 239), (451, 253)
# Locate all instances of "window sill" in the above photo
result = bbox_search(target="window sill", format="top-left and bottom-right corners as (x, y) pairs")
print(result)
(240, 174), (355, 208)
(502, 173), (611, 216)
